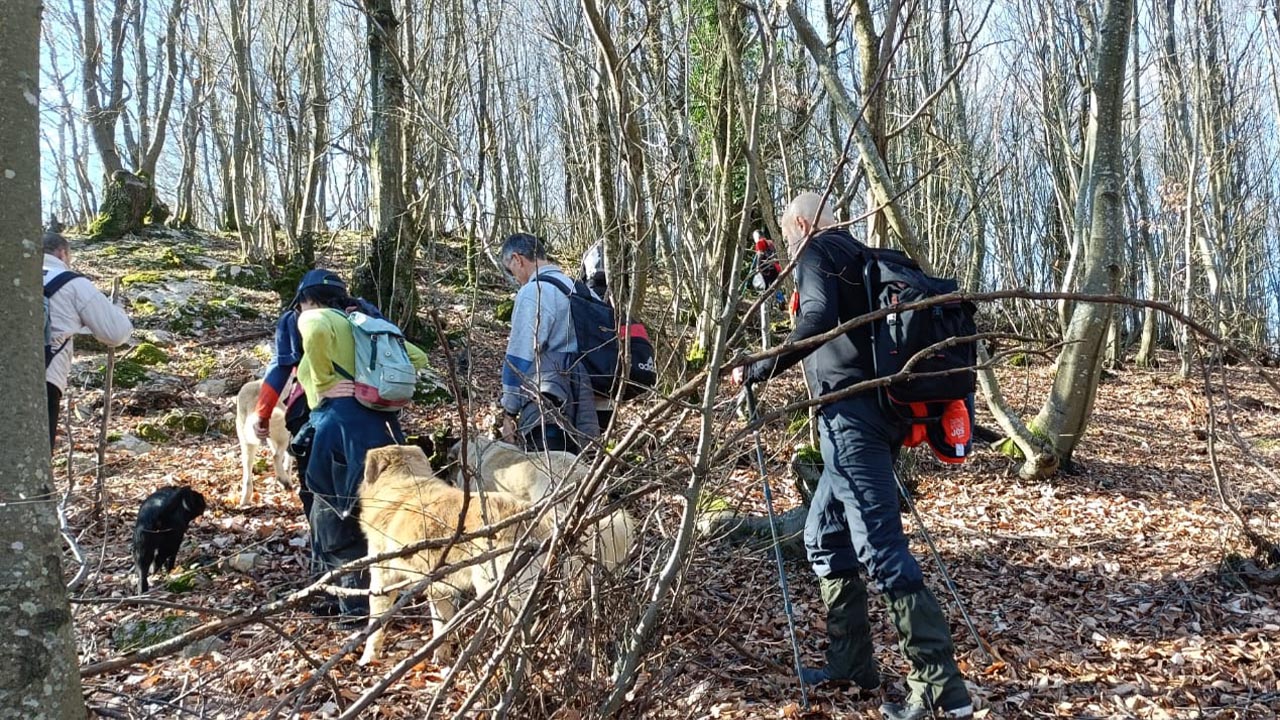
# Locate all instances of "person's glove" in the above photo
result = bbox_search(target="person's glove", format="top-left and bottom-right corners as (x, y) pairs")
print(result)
(730, 365), (754, 387)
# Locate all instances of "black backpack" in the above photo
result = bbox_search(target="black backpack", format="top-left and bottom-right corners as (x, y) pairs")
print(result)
(859, 247), (977, 410)
(43, 270), (82, 367)
(534, 275), (656, 400)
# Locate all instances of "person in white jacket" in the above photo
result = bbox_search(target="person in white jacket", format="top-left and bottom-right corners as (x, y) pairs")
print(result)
(43, 231), (133, 451)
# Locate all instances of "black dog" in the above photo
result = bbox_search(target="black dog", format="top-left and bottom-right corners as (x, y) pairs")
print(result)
(134, 486), (206, 593)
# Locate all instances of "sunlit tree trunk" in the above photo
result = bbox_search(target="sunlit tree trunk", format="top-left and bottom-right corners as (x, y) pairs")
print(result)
(1030, 0), (1134, 466)
(0, 2), (88, 714)
(353, 0), (421, 334)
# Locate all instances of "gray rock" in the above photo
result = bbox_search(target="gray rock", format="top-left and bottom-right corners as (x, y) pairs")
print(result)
(112, 433), (154, 455)
(112, 615), (200, 652)
(225, 552), (261, 573)
(180, 635), (227, 658)
(193, 378), (227, 397)
(211, 263), (271, 290)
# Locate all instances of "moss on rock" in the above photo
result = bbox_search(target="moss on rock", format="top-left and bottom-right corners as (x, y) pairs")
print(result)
(211, 263), (271, 291)
(102, 359), (149, 388)
(494, 299), (514, 323)
(131, 342), (169, 366)
(135, 422), (170, 442)
(121, 270), (167, 288)
(161, 411), (209, 434)
(111, 614), (199, 651)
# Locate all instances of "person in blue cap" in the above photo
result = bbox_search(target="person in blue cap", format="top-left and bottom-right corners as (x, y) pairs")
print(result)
(292, 273), (430, 620)
(252, 270), (381, 517)
(253, 270), (407, 618)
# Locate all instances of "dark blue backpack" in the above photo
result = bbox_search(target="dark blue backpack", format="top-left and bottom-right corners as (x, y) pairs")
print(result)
(860, 247), (977, 408)
(534, 275), (656, 400)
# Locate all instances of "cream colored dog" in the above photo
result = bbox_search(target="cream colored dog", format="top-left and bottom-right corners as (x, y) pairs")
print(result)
(357, 444), (552, 665)
(234, 380), (291, 506)
(450, 437), (636, 572)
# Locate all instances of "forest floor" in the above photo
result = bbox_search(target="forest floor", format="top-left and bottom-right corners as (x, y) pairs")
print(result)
(59, 228), (1280, 719)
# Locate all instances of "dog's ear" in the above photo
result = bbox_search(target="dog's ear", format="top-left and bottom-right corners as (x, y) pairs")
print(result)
(364, 447), (392, 488)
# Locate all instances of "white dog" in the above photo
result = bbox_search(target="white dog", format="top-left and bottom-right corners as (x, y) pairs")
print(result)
(451, 437), (636, 572)
(234, 379), (291, 506)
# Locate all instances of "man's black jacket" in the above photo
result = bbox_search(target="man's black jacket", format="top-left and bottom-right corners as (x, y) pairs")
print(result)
(746, 227), (875, 398)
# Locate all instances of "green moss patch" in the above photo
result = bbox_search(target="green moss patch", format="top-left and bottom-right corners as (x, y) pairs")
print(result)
(686, 343), (708, 372)
(161, 411), (210, 434)
(100, 358), (149, 388)
(131, 342), (169, 366)
(494, 299), (515, 323)
(111, 614), (200, 652)
(121, 270), (168, 288)
(135, 422), (170, 442)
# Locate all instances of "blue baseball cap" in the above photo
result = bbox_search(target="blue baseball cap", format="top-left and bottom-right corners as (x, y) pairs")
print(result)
(289, 269), (346, 308)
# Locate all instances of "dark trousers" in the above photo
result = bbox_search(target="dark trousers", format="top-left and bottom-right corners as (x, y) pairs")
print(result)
(284, 403), (313, 519)
(804, 393), (921, 595)
(47, 383), (62, 452)
(523, 422), (578, 454)
(308, 500), (370, 616)
(304, 397), (403, 616)
(805, 392), (968, 710)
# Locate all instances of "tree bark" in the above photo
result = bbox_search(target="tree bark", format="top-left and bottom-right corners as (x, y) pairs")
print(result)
(581, 0), (652, 321)
(1030, 0), (1133, 465)
(354, 0), (421, 334)
(1130, 0), (1159, 368)
(0, 2), (88, 714)
(296, 0), (329, 256)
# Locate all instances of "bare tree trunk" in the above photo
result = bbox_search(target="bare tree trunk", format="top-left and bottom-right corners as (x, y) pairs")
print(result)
(581, 0), (651, 320)
(0, 3), (88, 714)
(228, 0), (260, 258)
(81, 0), (126, 176)
(353, 0), (421, 334)
(296, 0), (329, 260)
(1130, 0), (1159, 368)
(1030, 0), (1133, 466)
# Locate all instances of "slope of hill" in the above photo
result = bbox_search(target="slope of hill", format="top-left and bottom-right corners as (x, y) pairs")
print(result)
(59, 229), (1280, 719)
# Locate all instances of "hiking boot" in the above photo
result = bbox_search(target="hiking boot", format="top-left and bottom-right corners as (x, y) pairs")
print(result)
(880, 700), (974, 720)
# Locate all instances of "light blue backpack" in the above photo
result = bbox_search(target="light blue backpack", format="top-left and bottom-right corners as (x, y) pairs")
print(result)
(333, 311), (416, 411)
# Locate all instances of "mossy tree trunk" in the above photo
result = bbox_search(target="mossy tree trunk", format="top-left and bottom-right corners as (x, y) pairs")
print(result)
(353, 0), (421, 336)
(87, 170), (152, 241)
(0, 4), (89, 714)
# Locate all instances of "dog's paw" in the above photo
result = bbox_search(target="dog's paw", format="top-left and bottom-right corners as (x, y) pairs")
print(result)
(357, 648), (378, 666)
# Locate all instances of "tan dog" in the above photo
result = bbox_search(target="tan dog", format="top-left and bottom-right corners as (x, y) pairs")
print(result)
(234, 380), (291, 506)
(451, 437), (636, 572)
(357, 444), (552, 665)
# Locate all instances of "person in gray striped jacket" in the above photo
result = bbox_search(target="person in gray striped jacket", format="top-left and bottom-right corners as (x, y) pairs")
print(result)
(497, 233), (599, 454)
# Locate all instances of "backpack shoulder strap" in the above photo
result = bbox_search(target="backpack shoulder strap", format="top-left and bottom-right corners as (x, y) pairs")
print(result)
(532, 273), (572, 296)
(44, 271), (82, 299)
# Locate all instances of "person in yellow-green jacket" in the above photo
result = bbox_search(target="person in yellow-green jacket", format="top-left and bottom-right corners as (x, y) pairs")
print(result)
(294, 271), (430, 620)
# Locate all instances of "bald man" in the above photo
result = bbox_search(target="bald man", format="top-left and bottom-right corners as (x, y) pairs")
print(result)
(733, 192), (973, 720)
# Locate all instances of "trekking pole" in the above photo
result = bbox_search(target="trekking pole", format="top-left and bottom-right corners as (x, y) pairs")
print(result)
(743, 384), (810, 711)
(891, 470), (993, 664)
